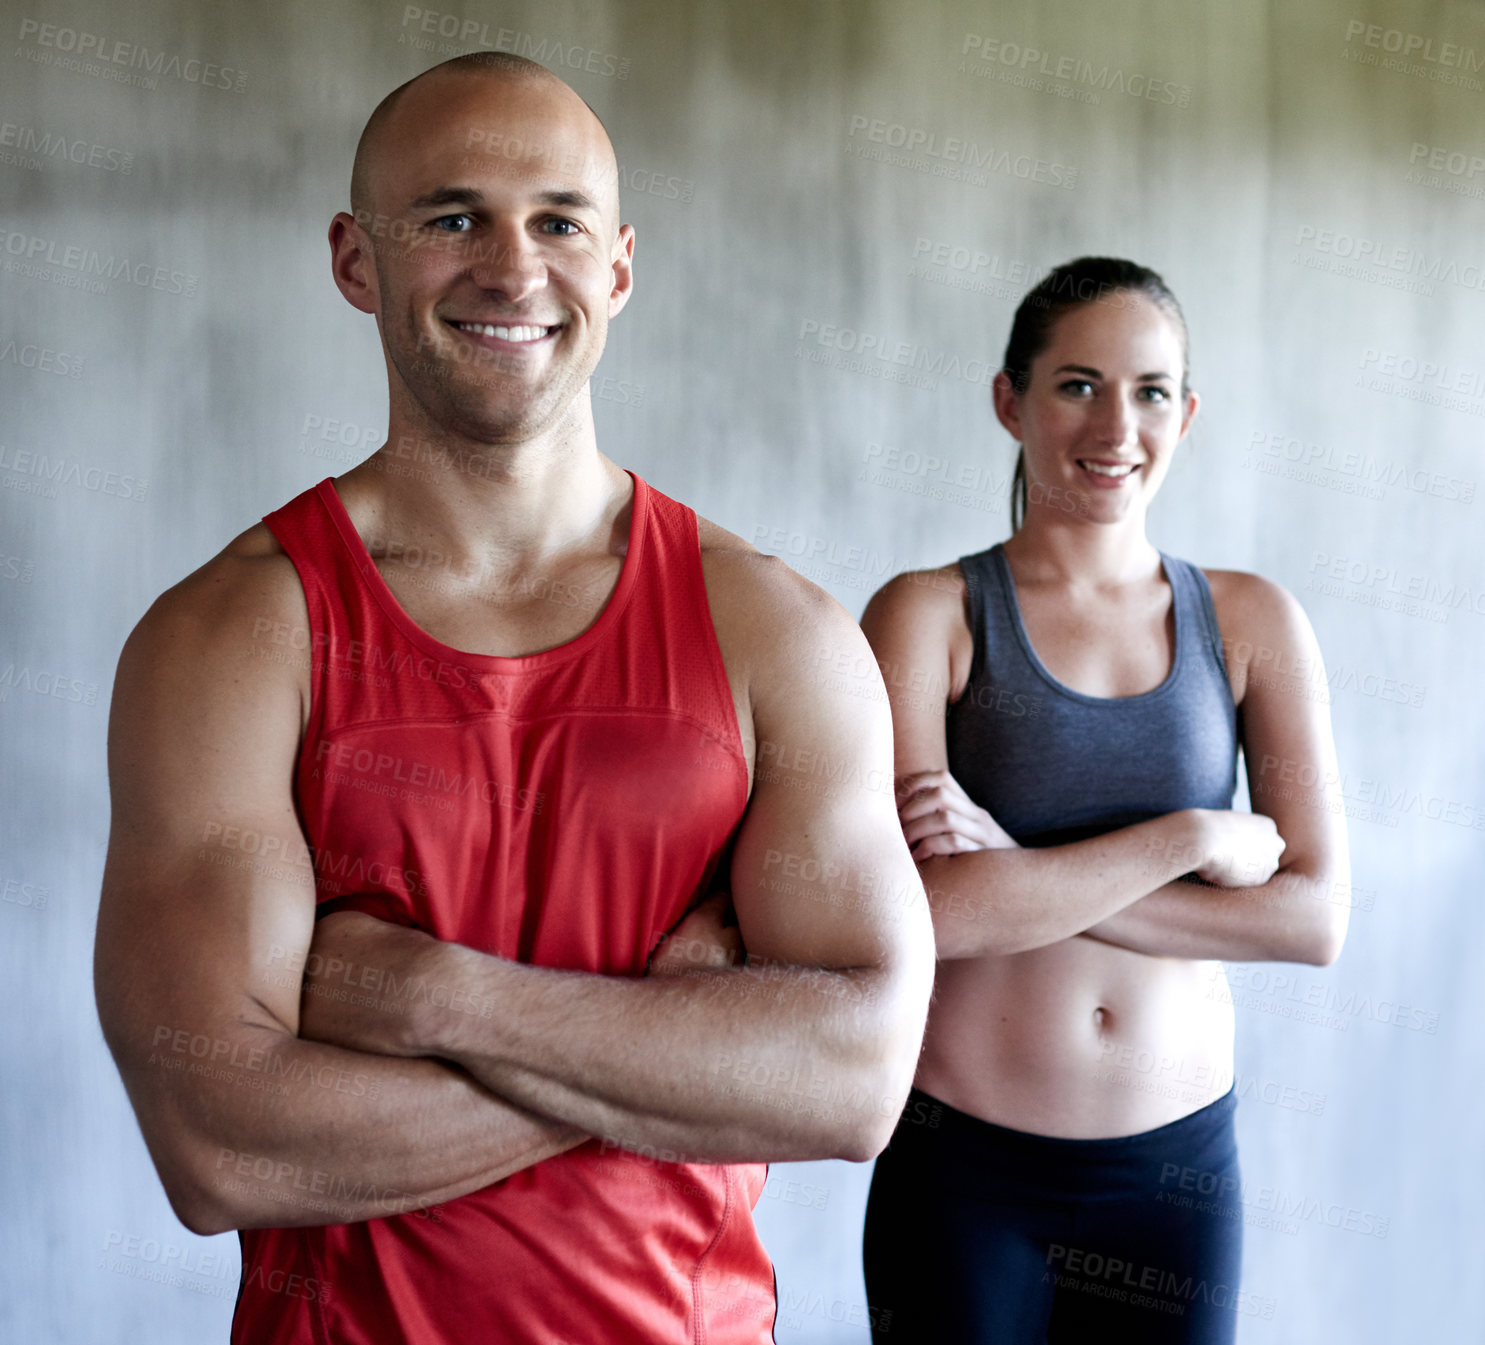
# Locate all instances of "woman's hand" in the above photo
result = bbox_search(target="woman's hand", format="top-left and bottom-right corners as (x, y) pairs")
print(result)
(896, 770), (1020, 861)
(1190, 809), (1286, 887)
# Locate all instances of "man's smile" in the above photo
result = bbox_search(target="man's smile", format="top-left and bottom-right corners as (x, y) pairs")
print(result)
(446, 318), (561, 345)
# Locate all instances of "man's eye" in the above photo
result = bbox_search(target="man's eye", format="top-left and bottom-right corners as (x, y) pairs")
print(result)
(431, 214), (475, 232)
(542, 218), (580, 236)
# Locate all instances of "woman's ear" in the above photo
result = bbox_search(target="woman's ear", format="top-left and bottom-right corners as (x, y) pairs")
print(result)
(1178, 388), (1201, 442)
(992, 370), (1023, 440)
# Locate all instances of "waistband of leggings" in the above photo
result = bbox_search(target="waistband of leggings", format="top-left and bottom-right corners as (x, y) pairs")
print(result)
(895, 1085), (1237, 1174)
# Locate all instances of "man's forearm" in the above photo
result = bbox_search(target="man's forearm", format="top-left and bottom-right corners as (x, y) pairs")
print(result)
(411, 949), (917, 1163)
(129, 1022), (583, 1235)
(1082, 866), (1347, 964)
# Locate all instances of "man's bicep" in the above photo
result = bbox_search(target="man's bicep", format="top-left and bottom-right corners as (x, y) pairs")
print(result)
(728, 598), (923, 971)
(97, 567), (319, 1064)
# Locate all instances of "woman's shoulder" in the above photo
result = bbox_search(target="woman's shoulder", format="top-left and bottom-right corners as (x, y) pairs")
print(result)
(861, 562), (978, 704)
(865, 561), (970, 622)
(862, 561), (976, 650)
(1198, 567), (1306, 627)
(1195, 567), (1321, 697)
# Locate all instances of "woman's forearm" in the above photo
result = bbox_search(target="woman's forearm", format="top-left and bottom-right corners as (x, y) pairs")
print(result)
(920, 810), (1214, 958)
(1082, 863), (1347, 965)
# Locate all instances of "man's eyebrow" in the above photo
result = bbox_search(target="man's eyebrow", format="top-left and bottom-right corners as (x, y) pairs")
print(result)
(536, 188), (601, 213)
(407, 186), (485, 211)
(405, 185), (601, 213)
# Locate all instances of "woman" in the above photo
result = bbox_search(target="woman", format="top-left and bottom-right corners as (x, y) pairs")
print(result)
(860, 257), (1349, 1343)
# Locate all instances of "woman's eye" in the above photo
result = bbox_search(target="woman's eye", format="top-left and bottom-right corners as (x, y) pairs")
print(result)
(1059, 379), (1094, 396)
(1140, 385), (1172, 402)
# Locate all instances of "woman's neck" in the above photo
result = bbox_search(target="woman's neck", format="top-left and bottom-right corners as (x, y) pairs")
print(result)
(1002, 513), (1161, 587)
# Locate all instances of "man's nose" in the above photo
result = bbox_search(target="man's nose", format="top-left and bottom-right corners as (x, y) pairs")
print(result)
(467, 226), (545, 303)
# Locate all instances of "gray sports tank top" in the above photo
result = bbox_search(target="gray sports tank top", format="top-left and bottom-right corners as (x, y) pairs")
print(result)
(946, 544), (1238, 847)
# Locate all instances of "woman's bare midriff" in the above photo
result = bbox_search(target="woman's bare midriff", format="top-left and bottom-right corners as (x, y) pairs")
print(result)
(915, 930), (1235, 1139)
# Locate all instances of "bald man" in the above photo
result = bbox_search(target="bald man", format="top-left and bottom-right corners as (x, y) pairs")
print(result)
(95, 53), (933, 1343)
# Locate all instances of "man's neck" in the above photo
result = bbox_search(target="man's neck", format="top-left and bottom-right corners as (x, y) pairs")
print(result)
(338, 399), (631, 574)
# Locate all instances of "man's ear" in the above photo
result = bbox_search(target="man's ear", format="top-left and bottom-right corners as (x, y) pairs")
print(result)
(608, 223), (635, 319)
(329, 212), (379, 316)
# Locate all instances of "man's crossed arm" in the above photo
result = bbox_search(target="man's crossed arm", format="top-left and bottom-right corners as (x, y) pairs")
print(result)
(94, 534), (934, 1236)
(298, 549), (935, 1162)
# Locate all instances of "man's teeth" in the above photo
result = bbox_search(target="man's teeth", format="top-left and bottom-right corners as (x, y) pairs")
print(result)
(452, 321), (551, 342)
(1080, 461), (1137, 478)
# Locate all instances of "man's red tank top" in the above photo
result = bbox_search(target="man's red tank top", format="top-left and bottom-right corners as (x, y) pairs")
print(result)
(234, 472), (776, 1344)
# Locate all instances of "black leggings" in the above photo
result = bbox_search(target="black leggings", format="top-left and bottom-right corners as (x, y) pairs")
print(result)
(863, 1088), (1244, 1344)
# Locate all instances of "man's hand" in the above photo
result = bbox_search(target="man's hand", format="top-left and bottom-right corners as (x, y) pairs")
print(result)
(375, 560), (934, 1165)
(647, 892), (745, 976)
(298, 911), (447, 1057)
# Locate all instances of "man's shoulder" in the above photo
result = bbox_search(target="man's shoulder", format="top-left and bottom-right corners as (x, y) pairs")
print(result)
(122, 522), (308, 678)
(694, 511), (757, 558)
(694, 511), (856, 644)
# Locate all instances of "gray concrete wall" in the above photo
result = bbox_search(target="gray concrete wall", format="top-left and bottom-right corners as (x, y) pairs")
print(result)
(2, 0), (1480, 1339)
